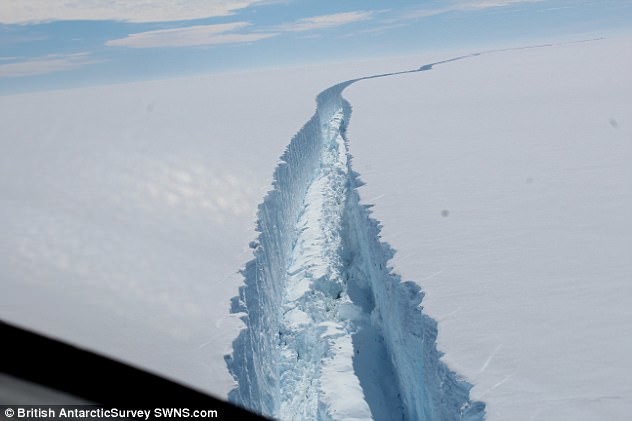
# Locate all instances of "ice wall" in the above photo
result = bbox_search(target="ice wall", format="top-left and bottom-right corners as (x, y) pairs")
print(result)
(226, 72), (485, 420)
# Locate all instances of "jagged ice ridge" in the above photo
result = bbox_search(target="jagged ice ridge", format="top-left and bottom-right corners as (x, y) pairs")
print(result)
(226, 65), (486, 421)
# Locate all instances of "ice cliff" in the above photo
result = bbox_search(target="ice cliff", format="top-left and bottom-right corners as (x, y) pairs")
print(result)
(226, 66), (486, 420)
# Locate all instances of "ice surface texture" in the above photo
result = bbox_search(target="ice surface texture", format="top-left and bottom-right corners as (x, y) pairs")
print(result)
(226, 61), (486, 420)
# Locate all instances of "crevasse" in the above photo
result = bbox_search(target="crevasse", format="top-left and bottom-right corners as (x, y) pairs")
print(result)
(226, 68), (486, 420)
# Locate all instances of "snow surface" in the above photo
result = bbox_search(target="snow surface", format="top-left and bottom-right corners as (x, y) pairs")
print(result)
(344, 37), (632, 420)
(2, 33), (630, 421)
(0, 65), (361, 395)
(0, 54), (473, 405)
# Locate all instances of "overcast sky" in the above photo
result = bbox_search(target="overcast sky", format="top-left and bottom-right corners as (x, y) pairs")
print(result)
(1, 0), (631, 94)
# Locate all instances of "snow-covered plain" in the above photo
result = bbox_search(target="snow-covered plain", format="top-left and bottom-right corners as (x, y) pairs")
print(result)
(0, 55), (459, 402)
(0, 65), (360, 394)
(1, 34), (630, 420)
(344, 37), (632, 420)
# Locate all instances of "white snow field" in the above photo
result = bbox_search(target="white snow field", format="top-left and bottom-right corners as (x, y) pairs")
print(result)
(0, 65), (362, 395)
(1, 34), (630, 421)
(0, 54), (476, 413)
(344, 37), (632, 420)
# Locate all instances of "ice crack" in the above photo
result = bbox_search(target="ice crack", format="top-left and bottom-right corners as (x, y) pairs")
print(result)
(225, 54), (503, 420)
